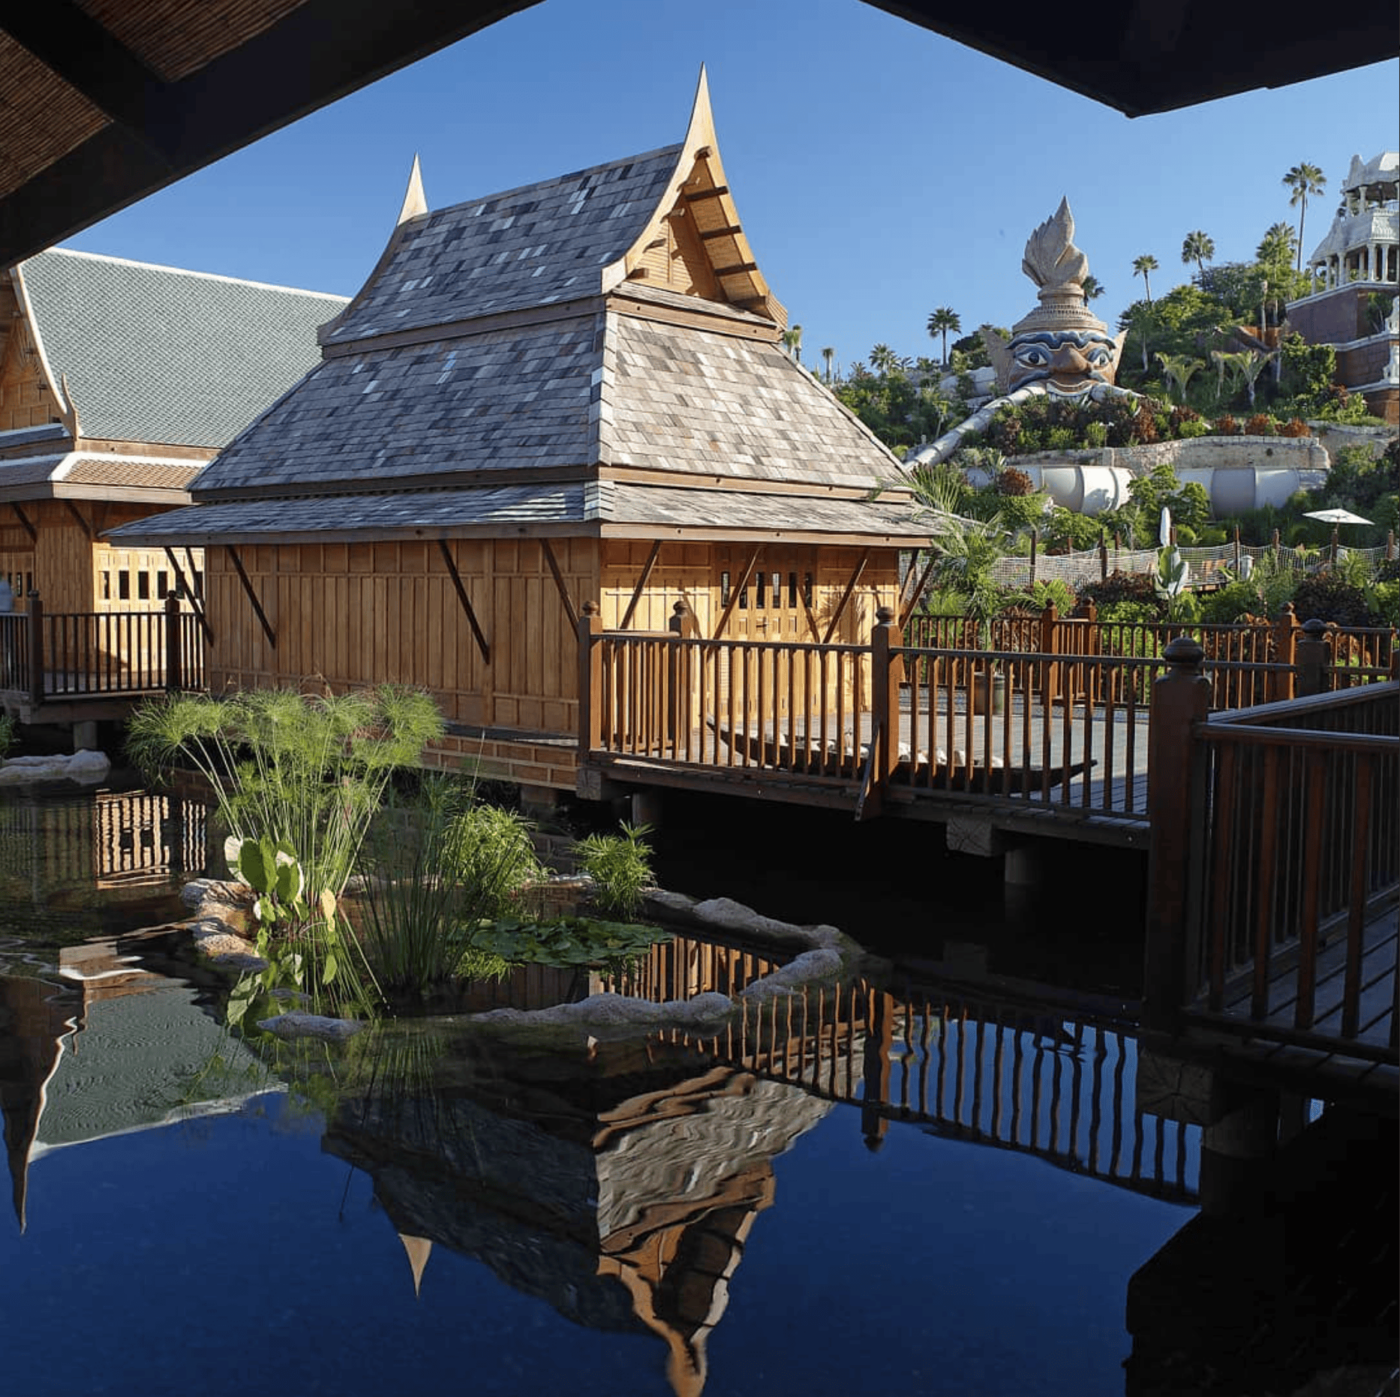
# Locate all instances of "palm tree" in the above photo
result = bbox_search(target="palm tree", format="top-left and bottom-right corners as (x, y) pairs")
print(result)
(926, 307), (961, 366)
(1081, 274), (1105, 301)
(1155, 351), (1205, 405)
(1181, 231), (1215, 279)
(781, 323), (803, 364)
(1283, 162), (1326, 273)
(1132, 254), (1159, 306)
(820, 345), (836, 385)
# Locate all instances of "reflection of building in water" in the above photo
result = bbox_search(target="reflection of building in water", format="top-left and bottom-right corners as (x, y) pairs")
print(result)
(0, 945), (269, 1232)
(0, 790), (206, 936)
(325, 1035), (832, 1396)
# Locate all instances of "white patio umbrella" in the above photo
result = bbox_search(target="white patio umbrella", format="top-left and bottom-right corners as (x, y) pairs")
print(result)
(1303, 508), (1372, 526)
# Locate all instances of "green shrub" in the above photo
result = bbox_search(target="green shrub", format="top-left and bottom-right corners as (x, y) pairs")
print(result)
(575, 822), (655, 919)
(357, 778), (544, 999)
(0, 712), (14, 759)
(1291, 575), (1382, 627)
(1199, 580), (1267, 623)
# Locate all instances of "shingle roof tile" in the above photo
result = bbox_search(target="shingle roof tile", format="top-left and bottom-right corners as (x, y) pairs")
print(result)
(18, 249), (348, 449)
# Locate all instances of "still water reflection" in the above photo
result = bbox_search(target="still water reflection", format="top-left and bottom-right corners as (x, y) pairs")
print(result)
(0, 785), (1393, 1396)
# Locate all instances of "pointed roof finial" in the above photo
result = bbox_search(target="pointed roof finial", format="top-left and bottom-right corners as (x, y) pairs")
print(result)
(398, 1233), (433, 1297)
(397, 155), (428, 226)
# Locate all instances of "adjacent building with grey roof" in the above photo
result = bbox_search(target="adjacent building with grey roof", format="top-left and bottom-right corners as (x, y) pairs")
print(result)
(0, 247), (346, 621)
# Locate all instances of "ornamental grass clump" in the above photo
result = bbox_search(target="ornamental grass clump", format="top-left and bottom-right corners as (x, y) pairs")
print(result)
(129, 686), (445, 1014)
(356, 776), (543, 998)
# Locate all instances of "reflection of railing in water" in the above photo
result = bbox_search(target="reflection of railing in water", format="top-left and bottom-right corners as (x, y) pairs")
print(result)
(602, 935), (781, 1003)
(650, 980), (1199, 1201)
(0, 791), (206, 892)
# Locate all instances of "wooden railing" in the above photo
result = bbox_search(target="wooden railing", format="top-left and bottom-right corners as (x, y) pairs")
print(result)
(650, 978), (1197, 1201)
(0, 591), (204, 703)
(1144, 637), (1399, 1058)
(906, 606), (1396, 709)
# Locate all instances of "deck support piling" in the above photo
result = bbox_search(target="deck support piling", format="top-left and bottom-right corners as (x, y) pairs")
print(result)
(1199, 1079), (1280, 1216)
(1143, 637), (1211, 1034)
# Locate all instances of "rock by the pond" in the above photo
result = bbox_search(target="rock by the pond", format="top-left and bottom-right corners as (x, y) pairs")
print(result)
(740, 948), (844, 998)
(690, 897), (842, 949)
(257, 1012), (362, 1042)
(476, 991), (734, 1030)
(0, 749), (111, 786)
(182, 878), (248, 909)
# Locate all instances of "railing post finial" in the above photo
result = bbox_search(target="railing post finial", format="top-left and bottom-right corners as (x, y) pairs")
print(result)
(1296, 617), (1331, 696)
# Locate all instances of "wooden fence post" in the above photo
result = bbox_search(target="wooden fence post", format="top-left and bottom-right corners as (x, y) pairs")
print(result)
(1295, 617), (1331, 696)
(1271, 602), (1299, 702)
(864, 606), (904, 818)
(577, 601), (603, 756)
(26, 590), (43, 709)
(164, 590), (182, 693)
(1143, 636), (1212, 1033)
(1040, 600), (1058, 708)
(1029, 527), (1038, 587)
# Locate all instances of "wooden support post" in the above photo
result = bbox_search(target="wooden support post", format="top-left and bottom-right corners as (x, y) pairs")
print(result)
(712, 546), (760, 640)
(62, 500), (94, 540)
(1040, 601), (1059, 708)
(163, 546), (213, 644)
(1295, 617), (1331, 696)
(26, 590), (43, 709)
(539, 538), (579, 630)
(9, 503), (36, 544)
(437, 539), (489, 663)
(578, 601), (603, 757)
(1272, 528), (1281, 565)
(225, 546), (276, 650)
(1143, 636), (1211, 1034)
(618, 540), (662, 631)
(1388, 529), (1396, 562)
(898, 551), (938, 629)
(859, 606), (903, 822)
(164, 590), (181, 693)
(822, 548), (870, 644)
(1270, 603), (1299, 702)
(1029, 528), (1038, 588)
(861, 989), (894, 1151)
(1233, 526), (1242, 575)
(1098, 530), (1108, 582)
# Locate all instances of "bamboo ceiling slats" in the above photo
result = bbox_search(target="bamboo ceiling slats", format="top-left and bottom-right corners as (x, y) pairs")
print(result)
(78, 0), (306, 83)
(0, 35), (107, 201)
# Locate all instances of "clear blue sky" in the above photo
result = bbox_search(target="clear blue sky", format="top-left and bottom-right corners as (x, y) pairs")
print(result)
(64, 0), (1398, 374)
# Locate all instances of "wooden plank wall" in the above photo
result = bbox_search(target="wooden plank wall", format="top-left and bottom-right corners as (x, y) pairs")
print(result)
(0, 279), (61, 432)
(31, 500), (93, 614)
(205, 537), (897, 746)
(207, 537), (597, 732)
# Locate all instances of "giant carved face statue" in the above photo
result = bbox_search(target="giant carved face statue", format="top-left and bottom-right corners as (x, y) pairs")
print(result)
(1004, 327), (1124, 394)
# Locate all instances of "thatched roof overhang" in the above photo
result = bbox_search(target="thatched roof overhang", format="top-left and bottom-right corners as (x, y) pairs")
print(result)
(105, 482), (927, 549)
(1, 4), (1391, 272)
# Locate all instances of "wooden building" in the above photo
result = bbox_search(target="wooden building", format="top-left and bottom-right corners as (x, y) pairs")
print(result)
(0, 248), (347, 616)
(109, 74), (925, 787)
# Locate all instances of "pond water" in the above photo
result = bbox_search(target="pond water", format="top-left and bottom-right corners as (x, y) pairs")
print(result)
(0, 783), (1393, 1397)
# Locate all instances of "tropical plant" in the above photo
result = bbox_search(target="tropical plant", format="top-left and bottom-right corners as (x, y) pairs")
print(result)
(356, 776), (545, 998)
(821, 345), (836, 385)
(1283, 162), (1326, 273)
(575, 821), (655, 919)
(1155, 351), (1205, 405)
(1181, 230), (1215, 279)
(1132, 253), (1159, 306)
(926, 307), (962, 366)
(127, 686), (445, 913)
(1081, 274), (1105, 301)
(782, 323), (803, 363)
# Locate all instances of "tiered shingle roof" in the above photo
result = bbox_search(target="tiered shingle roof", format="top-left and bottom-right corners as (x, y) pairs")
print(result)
(113, 75), (921, 549)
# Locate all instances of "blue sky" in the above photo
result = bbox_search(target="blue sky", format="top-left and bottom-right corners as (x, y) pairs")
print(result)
(65, 0), (1398, 373)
